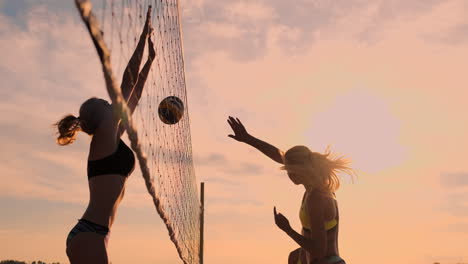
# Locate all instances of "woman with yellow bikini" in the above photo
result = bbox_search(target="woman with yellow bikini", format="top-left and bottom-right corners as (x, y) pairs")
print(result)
(227, 116), (352, 264)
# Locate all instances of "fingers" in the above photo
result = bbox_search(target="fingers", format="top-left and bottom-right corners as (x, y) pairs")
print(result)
(228, 116), (243, 129)
(229, 116), (238, 123)
(274, 207), (286, 219)
(227, 118), (235, 130)
(274, 207), (278, 224)
(236, 117), (245, 128)
(146, 5), (152, 18)
(227, 117), (240, 130)
(228, 116), (235, 125)
(144, 6), (153, 31)
(227, 116), (247, 138)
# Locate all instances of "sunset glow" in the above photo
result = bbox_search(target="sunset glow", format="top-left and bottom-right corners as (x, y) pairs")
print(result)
(1, 0), (468, 264)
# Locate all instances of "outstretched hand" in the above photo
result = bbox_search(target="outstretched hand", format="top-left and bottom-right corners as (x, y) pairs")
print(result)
(227, 116), (250, 143)
(145, 6), (152, 25)
(142, 5), (152, 37)
(274, 206), (292, 233)
(145, 6), (155, 60)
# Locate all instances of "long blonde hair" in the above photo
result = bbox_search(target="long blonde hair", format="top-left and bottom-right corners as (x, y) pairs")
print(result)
(281, 145), (355, 195)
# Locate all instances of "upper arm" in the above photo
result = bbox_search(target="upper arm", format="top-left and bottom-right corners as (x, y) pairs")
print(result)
(306, 193), (328, 256)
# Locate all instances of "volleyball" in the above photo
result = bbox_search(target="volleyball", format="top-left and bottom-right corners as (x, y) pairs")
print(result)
(158, 96), (184, 124)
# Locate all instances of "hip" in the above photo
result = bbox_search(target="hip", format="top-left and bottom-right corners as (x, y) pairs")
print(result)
(66, 218), (110, 247)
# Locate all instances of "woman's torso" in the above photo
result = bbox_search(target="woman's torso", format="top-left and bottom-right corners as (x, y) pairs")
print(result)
(301, 191), (340, 262)
(81, 120), (134, 229)
(82, 174), (127, 229)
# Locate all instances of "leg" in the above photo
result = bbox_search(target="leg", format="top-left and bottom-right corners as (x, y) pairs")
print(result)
(121, 5), (152, 97)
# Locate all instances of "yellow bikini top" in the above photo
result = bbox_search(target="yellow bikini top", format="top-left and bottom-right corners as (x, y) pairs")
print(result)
(300, 192), (337, 231)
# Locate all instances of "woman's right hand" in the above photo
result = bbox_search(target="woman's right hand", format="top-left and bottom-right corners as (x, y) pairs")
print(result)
(227, 116), (250, 143)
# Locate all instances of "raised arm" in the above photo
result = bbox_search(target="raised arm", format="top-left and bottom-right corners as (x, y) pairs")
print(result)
(118, 7), (155, 137)
(120, 6), (152, 104)
(125, 32), (155, 115)
(227, 116), (284, 164)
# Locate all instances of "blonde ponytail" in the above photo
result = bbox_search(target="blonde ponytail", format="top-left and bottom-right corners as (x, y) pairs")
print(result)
(281, 145), (356, 196)
(313, 146), (356, 195)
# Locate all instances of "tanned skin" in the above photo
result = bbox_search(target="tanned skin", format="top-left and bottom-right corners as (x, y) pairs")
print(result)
(66, 7), (155, 264)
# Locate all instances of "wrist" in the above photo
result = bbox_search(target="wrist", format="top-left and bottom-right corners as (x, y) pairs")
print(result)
(243, 134), (254, 144)
(284, 225), (293, 234)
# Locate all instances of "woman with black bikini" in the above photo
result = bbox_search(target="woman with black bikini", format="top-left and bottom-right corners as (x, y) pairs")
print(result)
(55, 6), (155, 264)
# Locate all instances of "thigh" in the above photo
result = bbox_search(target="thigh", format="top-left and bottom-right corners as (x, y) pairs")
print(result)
(67, 232), (109, 264)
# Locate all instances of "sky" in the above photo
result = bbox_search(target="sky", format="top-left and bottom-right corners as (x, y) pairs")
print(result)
(1, 0), (468, 263)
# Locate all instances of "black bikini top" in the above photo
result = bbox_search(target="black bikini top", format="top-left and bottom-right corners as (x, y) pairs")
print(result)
(87, 139), (136, 179)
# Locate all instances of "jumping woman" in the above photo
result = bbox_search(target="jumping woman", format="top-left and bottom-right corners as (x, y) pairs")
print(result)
(227, 116), (353, 264)
(55, 6), (155, 264)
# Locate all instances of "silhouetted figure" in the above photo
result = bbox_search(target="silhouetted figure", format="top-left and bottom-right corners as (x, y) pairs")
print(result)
(228, 116), (353, 264)
(55, 6), (155, 264)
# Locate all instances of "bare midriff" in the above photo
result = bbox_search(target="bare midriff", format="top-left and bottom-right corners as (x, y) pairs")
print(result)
(82, 174), (127, 228)
(302, 227), (339, 258)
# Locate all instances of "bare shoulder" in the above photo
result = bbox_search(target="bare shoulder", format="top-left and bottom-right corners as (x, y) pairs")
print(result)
(305, 191), (326, 211)
(306, 191), (336, 215)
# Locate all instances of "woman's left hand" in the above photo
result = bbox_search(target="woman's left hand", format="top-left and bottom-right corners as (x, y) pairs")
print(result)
(274, 206), (292, 232)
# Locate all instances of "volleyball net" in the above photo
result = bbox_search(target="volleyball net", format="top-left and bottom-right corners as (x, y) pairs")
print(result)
(75, 1), (201, 263)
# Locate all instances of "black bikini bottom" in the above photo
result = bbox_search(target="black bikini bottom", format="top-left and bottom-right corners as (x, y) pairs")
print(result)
(66, 218), (109, 247)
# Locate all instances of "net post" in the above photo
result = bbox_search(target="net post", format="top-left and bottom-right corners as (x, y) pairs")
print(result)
(199, 182), (205, 264)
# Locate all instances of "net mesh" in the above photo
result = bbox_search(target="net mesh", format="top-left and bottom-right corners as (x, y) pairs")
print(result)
(81, 1), (200, 263)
